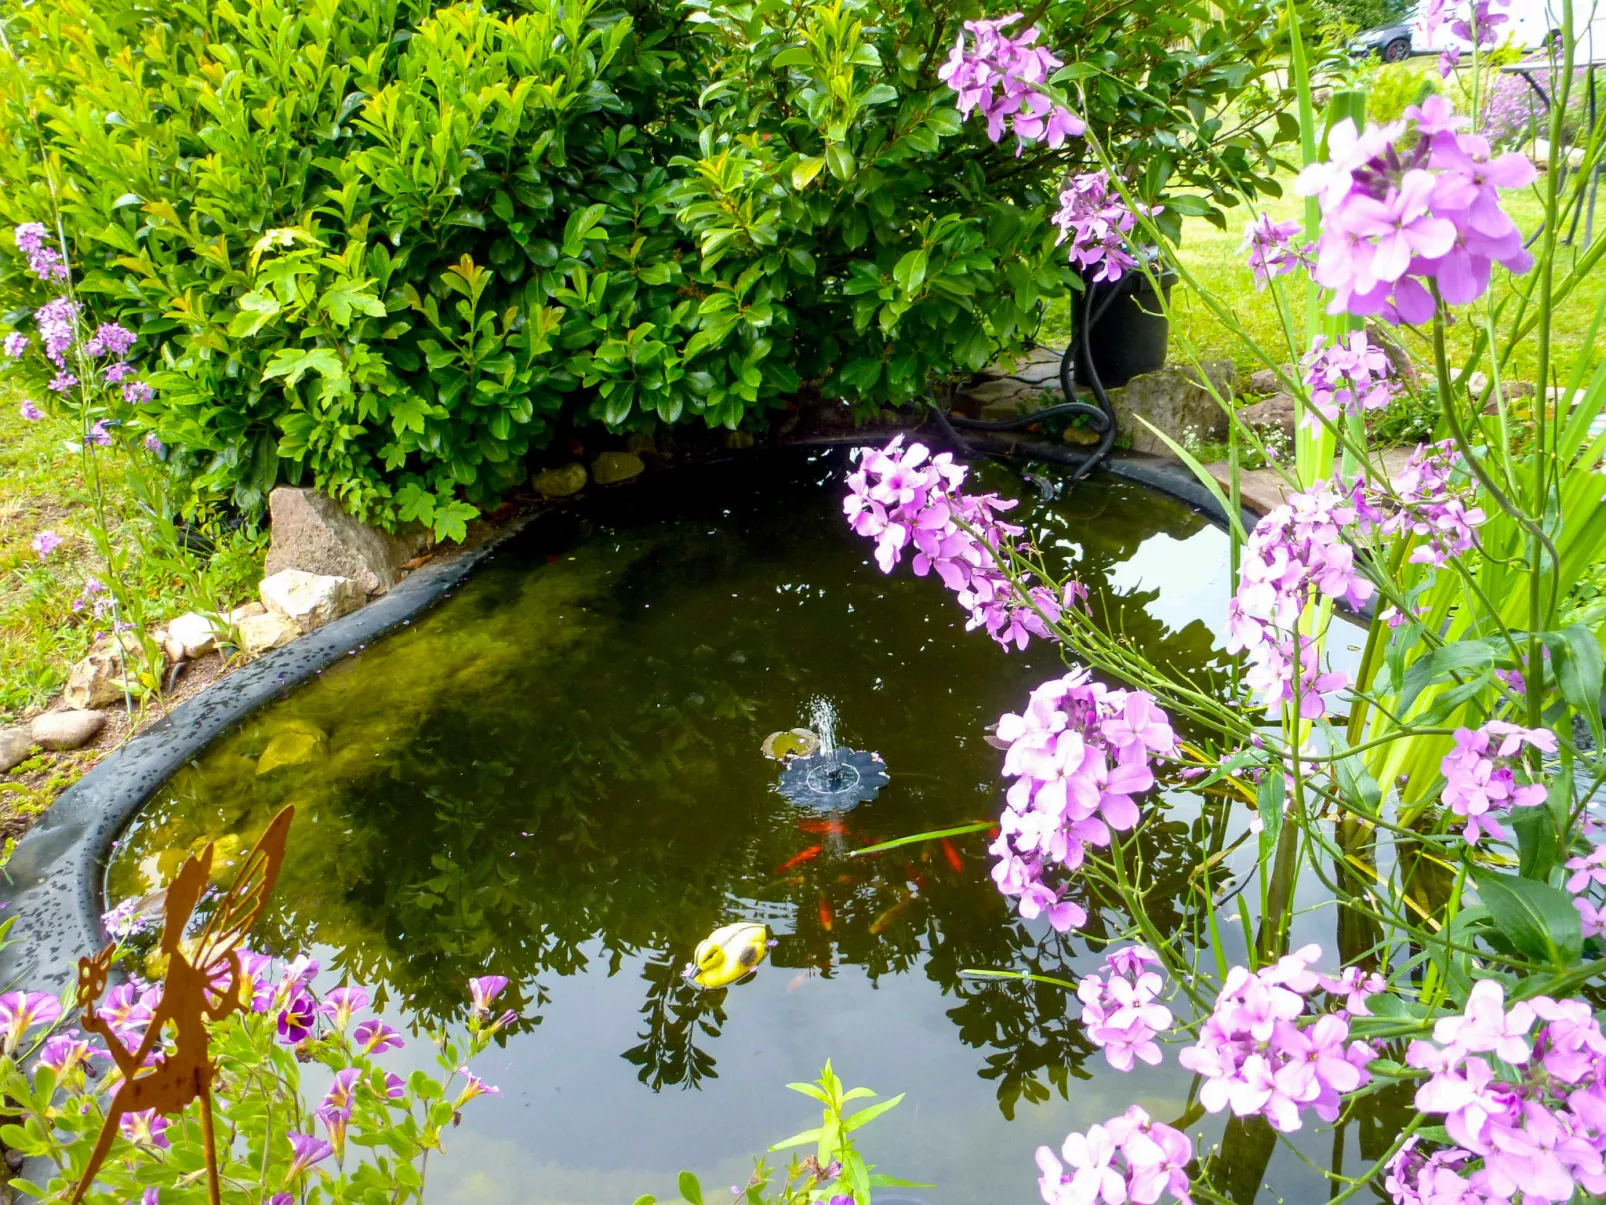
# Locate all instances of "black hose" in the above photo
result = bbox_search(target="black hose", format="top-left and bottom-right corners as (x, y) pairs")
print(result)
(946, 275), (1122, 479)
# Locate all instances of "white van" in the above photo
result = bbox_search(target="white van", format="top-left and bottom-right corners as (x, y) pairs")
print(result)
(1414, 0), (1606, 58)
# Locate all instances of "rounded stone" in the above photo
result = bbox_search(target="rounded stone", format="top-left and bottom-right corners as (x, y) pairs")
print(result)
(591, 451), (645, 486)
(31, 710), (108, 751)
(533, 463), (588, 498)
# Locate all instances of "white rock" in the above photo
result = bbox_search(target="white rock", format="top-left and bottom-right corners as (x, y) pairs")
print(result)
(229, 601), (267, 623)
(31, 709), (107, 750)
(259, 570), (362, 634)
(166, 611), (223, 659)
(237, 609), (300, 655)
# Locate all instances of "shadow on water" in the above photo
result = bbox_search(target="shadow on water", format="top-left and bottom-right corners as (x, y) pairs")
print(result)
(104, 449), (1368, 1204)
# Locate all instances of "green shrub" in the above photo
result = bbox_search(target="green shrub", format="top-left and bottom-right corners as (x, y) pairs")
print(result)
(0, 0), (1295, 537)
(1367, 61), (1442, 126)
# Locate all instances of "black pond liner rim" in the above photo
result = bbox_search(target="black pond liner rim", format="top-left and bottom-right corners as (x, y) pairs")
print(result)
(0, 444), (1282, 1000)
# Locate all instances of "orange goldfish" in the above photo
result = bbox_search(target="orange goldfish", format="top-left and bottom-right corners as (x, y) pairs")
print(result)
(776, 845), (823, 873)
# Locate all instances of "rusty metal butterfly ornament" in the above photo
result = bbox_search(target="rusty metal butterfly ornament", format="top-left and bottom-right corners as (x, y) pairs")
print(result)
(70, 805), (296, 1205)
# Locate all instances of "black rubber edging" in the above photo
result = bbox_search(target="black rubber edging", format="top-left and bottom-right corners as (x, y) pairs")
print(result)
(0, 515), (535, 999)
(0, 440), (1272, 1000)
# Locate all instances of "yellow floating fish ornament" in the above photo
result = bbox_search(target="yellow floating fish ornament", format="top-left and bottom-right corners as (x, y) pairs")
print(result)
(684, 922), (771, 989)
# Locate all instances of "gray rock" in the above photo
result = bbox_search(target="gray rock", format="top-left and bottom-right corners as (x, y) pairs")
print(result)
(1237, 393), (1298, 442)
(1247, 367), (1284, 395)
(959, 376), (1058, 423)
(0, 726), (32, 773)
(31, 709), (107, 751)
(592, 451), (645, 485)
(999, 346), (1064, 387)
(1109, 361), (1236, 456)
(264, 486), (427, 596)
(238, 609), (300, 655)
(533, 463), (587, 498)
(62, 638), (141, 710)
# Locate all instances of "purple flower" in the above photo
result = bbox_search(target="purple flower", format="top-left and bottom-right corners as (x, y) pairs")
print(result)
(1051, 172), (1157, 283)
(1178, 946), (1376, 1134)
(318, 986), (369, 1033)
(123, 380), (154, 405)
(1403, 981), (1606, 1203)
(33, 296), (80, 365)
(85, 420), (112, 447)
(119, 1109), (171, 1150)
(1439, 722), (1552, 844)
(19, 399), (43, 421)
(49, 372), (79, 394)
(39, 1033), (93, 1075)
(1227, 483), (1371, 717)
(32, 530), (62, 559)
(1567, 842), (1606, 894)
(990, 671), (1175, 933)
(382, 1072), (406, 1099)
(14, 222), (69, 282)
(4, 332), (29, 357)
(105, 361), (134, 384)
(1242, 214), (1309, 288)
(1439, 45), (1462, 77)
(468, 975), (509, 1016)
(235, 950), (275, 1012)
(353, 1018), (404, 1054)
(1077, 946), (1173, 1072)
(277, 991), (317, 1045)
(285, 1133), (333, 1180)
(846, 437), (1085, 653)
(84, 323), (136, 358)
(453, 1070), (501, 1107)
(1296, 98), (1534, 323)
(1299, 332), (1396, 429)
(144, 432), (164, 455)
(937, 15), (1085, 155)
(1037, 1106), (1192, 1205)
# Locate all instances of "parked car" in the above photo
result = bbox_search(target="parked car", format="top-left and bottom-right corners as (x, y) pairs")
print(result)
(1351, 20), (1414, 61)
(1353, 0), (1606, 62)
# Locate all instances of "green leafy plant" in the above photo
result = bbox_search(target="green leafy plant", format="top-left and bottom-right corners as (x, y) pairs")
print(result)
(638, 1061), (912, 1205)
(0, 0), (1295, 537)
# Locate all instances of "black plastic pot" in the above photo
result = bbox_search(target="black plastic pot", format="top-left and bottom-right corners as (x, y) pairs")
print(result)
(1070, 268), (1177, 389)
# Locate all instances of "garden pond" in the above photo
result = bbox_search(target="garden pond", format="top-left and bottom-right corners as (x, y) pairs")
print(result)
(103, 448), (1384, 1205)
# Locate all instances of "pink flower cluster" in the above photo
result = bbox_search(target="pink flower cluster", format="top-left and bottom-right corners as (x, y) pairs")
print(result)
(1357, 441), (1487, 568)
(1177, 945), (1377, 1133)
(1052, 172), (1154, 283)
(1036, 1105), (1193, 1205)
(988, 670), (1176, 932)
(1077, 945), (1174, 1071)
(1566, 839), (1606, 938)
(14, 222), (69, 282)
(1395, 979), (1606, 1203)
(1439, 721), (1554, 843)
(1296, 97), (1534, 323)
(1227, 483), (1373, 718)
(845, 437), (1086, 652)
(937, 13), (1085, 154)
(1300, 332), (1396, 429)
(1242, 214), (1309, 289)
(35, 296), (80, 367)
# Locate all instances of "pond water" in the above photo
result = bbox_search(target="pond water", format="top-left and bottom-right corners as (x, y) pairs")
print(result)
(105, 448), (1379, 1205)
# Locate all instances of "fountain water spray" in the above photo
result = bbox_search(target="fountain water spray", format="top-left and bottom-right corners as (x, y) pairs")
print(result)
(776, 697), (888, 810)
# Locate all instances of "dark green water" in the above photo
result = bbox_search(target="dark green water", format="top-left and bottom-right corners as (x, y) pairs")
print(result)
(105, 449), (1355, 1205)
